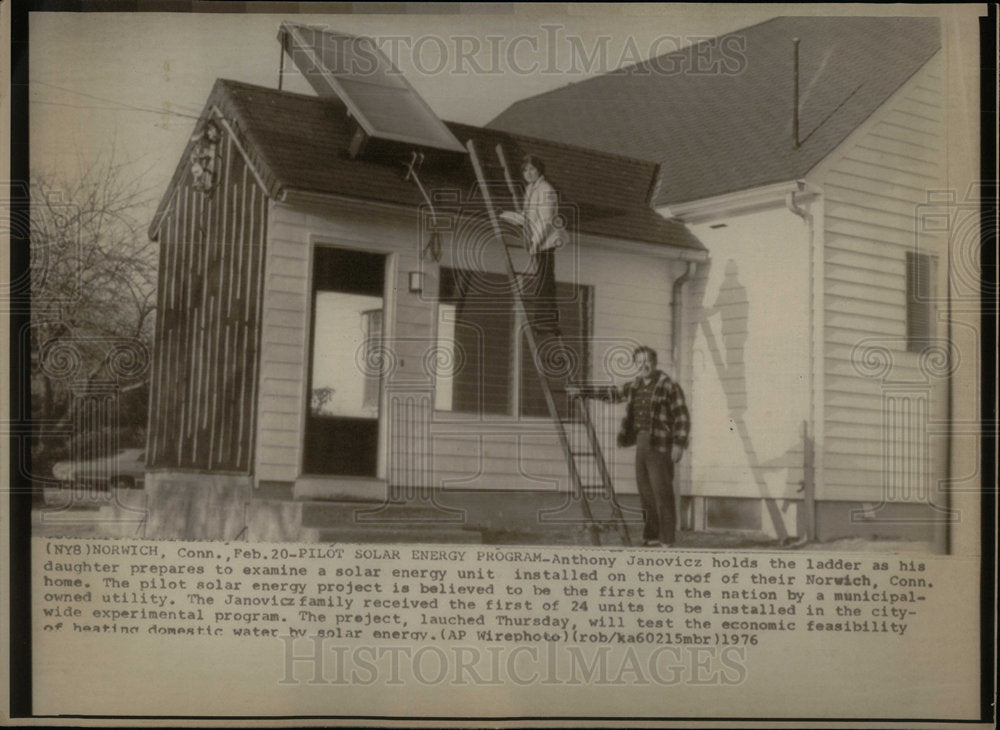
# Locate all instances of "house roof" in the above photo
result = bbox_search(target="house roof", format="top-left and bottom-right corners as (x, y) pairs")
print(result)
(149, 79), (704, 252)
(487, 16), (941, 208)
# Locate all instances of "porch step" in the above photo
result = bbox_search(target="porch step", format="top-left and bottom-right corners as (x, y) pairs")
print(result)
(294, 476), (387, 502)
(300, 500), (468, 528)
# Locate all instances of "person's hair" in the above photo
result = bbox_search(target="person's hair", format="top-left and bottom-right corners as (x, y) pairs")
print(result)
(633, 346), (658, 367)
(521, 155), (546, 177)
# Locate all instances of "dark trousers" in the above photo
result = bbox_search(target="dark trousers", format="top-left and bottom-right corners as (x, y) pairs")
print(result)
(635, 431), (676, 544)
(524, 248), (560, 334)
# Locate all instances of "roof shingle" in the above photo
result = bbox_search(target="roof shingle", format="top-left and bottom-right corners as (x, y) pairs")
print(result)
(150, 79), (704, 252)
(487, 16), (941, 207)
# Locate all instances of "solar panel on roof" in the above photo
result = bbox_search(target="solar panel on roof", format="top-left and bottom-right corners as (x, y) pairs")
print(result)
(278, 22), (466, 155)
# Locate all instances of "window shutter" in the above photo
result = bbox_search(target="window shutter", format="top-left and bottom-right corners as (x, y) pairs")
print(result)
(906, 251), (932, 352)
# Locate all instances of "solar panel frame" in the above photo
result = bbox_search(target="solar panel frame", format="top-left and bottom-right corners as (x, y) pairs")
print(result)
(279, 22), (467, 154)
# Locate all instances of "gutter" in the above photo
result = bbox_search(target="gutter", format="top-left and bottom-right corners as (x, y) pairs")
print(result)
(280, 187), (423, 217)
(662, 180), (814, 224)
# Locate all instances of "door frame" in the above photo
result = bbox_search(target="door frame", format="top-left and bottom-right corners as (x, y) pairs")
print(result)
(301, 237), (396, 481)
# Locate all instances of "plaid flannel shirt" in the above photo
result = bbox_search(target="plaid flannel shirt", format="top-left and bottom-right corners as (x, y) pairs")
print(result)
(584, 370), (690, 454)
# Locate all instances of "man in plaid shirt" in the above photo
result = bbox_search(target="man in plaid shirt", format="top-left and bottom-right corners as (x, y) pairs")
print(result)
(572, 346), (690, 546)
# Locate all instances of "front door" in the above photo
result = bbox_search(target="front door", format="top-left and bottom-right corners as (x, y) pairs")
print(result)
(304, 246), (386, 476)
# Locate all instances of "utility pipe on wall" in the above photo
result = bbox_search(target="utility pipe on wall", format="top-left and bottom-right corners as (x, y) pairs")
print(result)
(671, 261), (697, 372)
(671, 260), (697, 531)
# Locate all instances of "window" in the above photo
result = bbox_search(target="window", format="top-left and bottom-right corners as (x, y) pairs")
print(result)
(906, 251), (933, 352)
(437, 269), (514, 415)
(435, 267), (591, 418)
(518, 287), (592, 418)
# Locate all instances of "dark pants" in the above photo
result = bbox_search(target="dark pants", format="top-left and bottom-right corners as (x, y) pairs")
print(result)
(635, 431), (676, 544)
(524, 248), (560, 334)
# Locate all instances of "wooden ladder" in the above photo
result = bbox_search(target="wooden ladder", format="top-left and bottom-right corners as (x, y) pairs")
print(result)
(466, 140), (631, 547)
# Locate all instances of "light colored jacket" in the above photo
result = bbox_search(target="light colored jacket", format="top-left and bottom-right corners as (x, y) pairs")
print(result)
(523, 177), (568, 254)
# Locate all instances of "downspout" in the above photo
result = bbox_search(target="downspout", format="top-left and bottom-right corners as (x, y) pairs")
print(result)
(937, 257), (953, 555)
(792, 38), (801, 149)
(671, 260), (697, 531)
(786, 184), (808, 219)
(786, 181), (819, 542)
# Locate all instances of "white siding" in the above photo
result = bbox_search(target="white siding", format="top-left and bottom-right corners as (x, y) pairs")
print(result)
(685, 207), (813, 500)
(256, 206), (311, 483)
(816, 53), (948, 503)
(258, 199), (688, 495)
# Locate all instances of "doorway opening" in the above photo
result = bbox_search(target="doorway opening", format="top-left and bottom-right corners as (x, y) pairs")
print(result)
(304, 246), (386, 476)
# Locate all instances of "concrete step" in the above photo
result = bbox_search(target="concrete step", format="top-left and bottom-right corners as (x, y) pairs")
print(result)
(294, 477), (386, 502)
(296, 498), (483, 544)
(300, 500), (471, 529)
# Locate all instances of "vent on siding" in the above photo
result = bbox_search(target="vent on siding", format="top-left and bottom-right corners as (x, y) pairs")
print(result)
(906, 251), (933, 352)
(706, 497), (762, 531)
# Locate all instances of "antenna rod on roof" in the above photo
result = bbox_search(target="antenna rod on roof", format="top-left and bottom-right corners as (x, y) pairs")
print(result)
(792, 38), (800, 149)
(278, 41), (285, 91)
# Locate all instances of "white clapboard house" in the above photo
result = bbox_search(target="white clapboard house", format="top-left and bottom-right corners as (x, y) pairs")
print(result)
(488, 16), (955, 542)
(143, 23), (708, 543)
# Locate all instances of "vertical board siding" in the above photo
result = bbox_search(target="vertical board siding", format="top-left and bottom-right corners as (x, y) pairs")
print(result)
(820, 54), (946, 502)
(147, 125), (267, 473)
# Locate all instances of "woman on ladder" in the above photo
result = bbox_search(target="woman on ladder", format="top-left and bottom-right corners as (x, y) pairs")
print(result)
(505, 155), (567, 337)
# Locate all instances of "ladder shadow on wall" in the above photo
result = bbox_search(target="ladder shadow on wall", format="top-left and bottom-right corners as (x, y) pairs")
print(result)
(698, 260), (808, 541)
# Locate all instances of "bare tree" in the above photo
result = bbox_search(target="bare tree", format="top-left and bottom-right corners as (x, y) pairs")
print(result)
(30, 150), (159, 483)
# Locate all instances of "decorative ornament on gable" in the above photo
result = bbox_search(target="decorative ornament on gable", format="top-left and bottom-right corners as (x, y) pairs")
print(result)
(189, 119), (222, 194)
